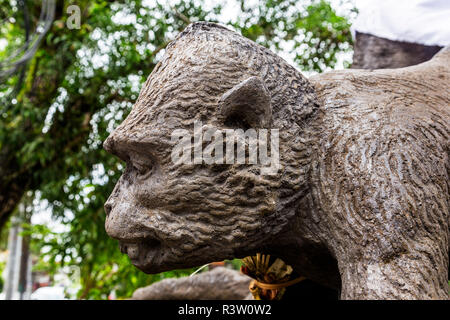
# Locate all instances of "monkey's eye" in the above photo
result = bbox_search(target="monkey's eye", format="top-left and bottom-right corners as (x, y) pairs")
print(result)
(132, 162), (153, 178)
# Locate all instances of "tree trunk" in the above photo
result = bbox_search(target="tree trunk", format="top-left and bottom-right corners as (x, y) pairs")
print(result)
(0, 180), (28, 229)
(18, 208), (31, 300)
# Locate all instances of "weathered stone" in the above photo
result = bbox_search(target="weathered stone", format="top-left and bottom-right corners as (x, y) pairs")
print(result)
(131, 267), (252, 300)
(104, 22), (450, 299)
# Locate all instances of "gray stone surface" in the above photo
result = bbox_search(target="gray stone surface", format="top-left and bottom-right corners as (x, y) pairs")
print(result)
(131, 267), (252, 300)
(104, 22), (450, 299)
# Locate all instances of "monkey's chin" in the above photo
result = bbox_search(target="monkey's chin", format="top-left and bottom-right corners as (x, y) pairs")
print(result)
(132, 260), (183, 274)
(132, 252), (205, 274)
(122, 239), (237, 274)
(119, 238), (167, 273)
(120, 242), (192, 274)
(131, 250), (231, 275)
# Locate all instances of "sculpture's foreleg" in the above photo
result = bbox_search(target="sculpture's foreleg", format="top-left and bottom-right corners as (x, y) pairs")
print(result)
(339, 247), (449, 299)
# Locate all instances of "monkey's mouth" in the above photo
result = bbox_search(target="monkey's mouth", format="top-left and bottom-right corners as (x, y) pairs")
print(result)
(119, 237), (162, 267)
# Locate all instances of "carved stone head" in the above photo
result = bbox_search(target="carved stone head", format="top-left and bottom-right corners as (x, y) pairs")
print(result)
(103, 22), (318, 273)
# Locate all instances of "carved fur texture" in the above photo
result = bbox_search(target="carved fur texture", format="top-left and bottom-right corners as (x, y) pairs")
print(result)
(104, 22), (449, 299)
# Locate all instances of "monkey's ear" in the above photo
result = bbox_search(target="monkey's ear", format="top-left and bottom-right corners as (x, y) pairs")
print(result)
(219, 76), (272, 129)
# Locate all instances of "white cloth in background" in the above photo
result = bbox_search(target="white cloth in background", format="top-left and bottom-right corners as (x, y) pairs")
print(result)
(351, 0), (450, 46)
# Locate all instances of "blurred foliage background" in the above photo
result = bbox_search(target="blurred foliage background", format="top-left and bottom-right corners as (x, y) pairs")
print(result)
(0, 0), (355, 299)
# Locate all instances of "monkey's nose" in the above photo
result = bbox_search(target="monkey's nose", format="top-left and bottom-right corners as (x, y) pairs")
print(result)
(104, 201), (113, 217)
(103, 135), (115, 153)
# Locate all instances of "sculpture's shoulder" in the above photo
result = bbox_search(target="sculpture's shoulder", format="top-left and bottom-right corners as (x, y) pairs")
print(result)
(308, 50), (450, 250)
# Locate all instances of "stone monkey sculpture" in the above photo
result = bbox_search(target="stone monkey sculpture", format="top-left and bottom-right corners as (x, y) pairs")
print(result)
(103, 22), (449, 299)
